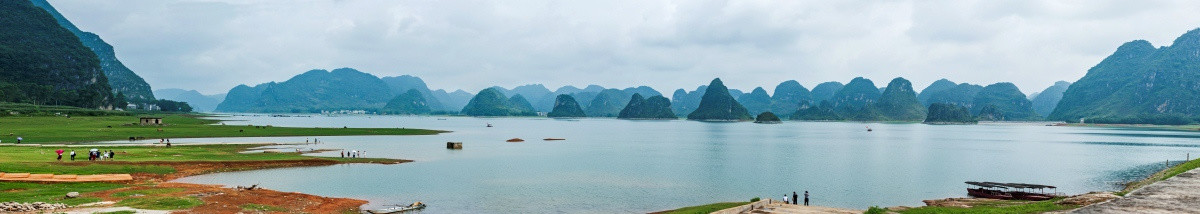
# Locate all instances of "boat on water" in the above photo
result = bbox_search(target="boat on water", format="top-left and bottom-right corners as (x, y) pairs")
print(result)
(965, 181), (1057, 201)
(543, 138), (566, 141)
(506, 138), (525, 142)
(368, 202), (426, 214)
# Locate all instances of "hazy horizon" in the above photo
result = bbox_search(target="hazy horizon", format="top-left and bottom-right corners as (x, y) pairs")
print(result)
(50, 0), (1200, 95)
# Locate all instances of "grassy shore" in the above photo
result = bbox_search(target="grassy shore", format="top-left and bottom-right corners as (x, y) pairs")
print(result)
(0, 114), (444, 144)
(0, 143), (404, 211)
(1118, 155), (1200, 195)
(650, 201), (751, 214)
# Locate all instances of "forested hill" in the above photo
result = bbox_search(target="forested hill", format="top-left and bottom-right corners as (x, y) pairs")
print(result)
(215, 68), (393, 113)
(30, 0), (156, 103)
(1050, 28), (1200, 124)
(0, 0), (117, 108)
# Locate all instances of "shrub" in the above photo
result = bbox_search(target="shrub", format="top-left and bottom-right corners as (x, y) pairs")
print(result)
(864, 206), (888, 214)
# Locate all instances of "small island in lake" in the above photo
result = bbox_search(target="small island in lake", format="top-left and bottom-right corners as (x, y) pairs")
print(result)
(924, 103), (978, 124)
(547, 94), (586, 118)
(460, 88), (538, 116)
(618, 93), (676, 119)
(754, 112), (782, 124)
(686, 78), (753, 121)
(382, 89), (433, 115)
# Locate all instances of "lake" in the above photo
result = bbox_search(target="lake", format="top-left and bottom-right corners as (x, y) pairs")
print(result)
(166, 115), (1200, 213)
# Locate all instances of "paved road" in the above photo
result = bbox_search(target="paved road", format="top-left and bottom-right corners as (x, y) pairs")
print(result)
(1071, 167), (1200, 214)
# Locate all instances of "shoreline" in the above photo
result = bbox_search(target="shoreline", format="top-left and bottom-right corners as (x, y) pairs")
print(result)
(657, 157), (1200, 214)
(1055, 122), (1200, 132)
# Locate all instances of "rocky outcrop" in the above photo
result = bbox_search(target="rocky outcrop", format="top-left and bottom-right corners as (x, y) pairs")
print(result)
(1, 202), (68, 212)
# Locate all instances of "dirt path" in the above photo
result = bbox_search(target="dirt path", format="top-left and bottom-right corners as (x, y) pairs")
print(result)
(1070, 167), (1200, 213)
(748, 202), (862, 214)
(0, 172), (132, 182)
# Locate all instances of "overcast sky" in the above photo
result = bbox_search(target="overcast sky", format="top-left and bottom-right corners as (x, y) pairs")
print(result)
(49, 0), (1200, 95)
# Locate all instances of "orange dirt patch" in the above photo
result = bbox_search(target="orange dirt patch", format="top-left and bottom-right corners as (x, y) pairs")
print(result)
(90, 182), (366, 213)
(67, 158), (408, 213)
(0, 172), (133, 182)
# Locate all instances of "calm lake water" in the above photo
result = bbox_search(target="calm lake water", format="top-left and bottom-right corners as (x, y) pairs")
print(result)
(166, 115), (1200, 213)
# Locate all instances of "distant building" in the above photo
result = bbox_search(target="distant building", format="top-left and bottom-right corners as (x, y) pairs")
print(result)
(139, 117), (163, 125)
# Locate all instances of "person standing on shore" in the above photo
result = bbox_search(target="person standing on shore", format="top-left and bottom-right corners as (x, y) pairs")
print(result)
(804, 191), (809, 206)
(782, 195), (788, 204)
(792, 192), (798, 205)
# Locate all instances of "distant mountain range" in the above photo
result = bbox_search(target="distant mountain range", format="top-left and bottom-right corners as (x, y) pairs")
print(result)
(154, 89), (225, 112)
(206, 28), (1200, 124)
(209, 67), (1066, 122)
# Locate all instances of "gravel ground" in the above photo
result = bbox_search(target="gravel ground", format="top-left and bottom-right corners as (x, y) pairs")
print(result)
(1071, 168), (1200, 214)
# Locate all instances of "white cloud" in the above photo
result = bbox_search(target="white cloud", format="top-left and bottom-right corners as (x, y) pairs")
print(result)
(48, 0), (1200, 95)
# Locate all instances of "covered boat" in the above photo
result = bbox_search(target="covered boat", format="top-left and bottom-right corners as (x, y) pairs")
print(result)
(965, 181), (1057, 201)
(368, 202), (426, 214)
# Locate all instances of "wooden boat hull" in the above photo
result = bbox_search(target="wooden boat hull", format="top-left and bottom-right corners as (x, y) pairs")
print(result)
(968, 188), (1055, 201)
(967, 188), (1012, 200)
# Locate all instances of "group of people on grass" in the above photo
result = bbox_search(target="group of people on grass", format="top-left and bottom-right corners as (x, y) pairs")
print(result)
(782, 191), (809, 206)
(341, 149), (363, 158)
(54, 149), (114, 161)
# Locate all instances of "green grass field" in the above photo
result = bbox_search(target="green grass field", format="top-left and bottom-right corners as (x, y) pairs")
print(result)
(0, 114), (444, 144)
(0, 112), (437, 210)
(655, 201), (750, 214)
(116, 196), (204, 210)
(0, 182), (126, 205)
(0, 143), (393, 163)
(0, 144), (403, 207)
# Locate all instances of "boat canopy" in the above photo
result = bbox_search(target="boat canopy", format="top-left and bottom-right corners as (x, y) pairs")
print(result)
(965, 181), (1056, 189)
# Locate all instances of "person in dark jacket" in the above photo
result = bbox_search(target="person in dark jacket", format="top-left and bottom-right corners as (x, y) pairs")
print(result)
(804, 191), (809, 206)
